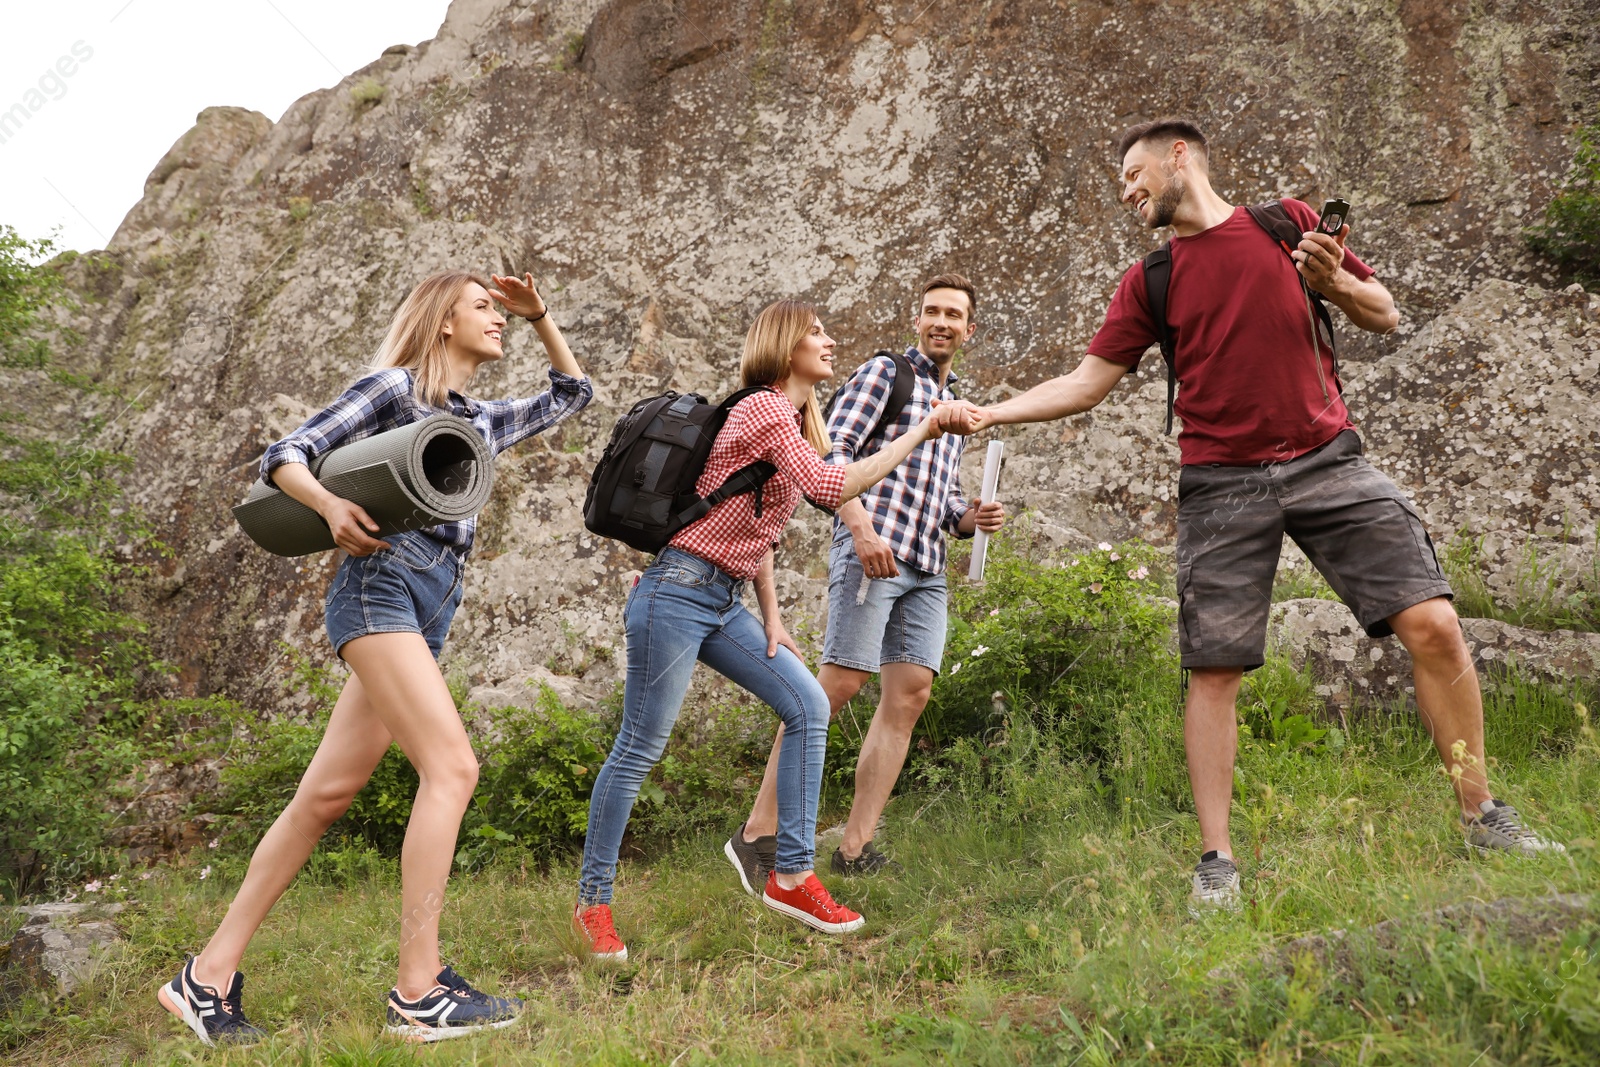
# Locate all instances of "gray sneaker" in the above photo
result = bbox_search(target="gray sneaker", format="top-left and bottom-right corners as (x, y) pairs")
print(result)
(1465, 800), (1567, 855)
(1188, 852), (1241, 916)
(724, 824), (776, 895)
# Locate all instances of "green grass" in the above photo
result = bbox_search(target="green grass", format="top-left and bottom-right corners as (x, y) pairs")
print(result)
(6, 666), (1597, 1064)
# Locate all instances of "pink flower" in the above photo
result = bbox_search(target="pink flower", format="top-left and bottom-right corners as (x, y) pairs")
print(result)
(199, 865), (212, 880)
(1089, 582), (1103, 594)
(1128, 566), (1149, 580)
(208, 839), (219, 850)
(139, 870), (155, 881)
(84, 880), (103, 894)
(1097, 542), (1113, 551)
(1069, 559), (1080, 567)
(989, 608), (1001, 617)
(1109, 551), (1121, 561)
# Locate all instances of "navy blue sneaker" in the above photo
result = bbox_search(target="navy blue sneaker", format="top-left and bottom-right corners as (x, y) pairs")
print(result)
(384, 965), (523, 1042)
(156, 956), (268, 1046)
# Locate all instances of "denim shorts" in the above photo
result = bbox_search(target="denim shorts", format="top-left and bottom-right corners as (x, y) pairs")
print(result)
(821, 535), (949, 674)
(1175, 430), (1452, 670)
(324, 530), (465, 659)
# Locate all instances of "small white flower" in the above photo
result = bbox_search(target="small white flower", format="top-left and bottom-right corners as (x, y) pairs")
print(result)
(208, 838), (219, 849)
(139, 870), (155, 881)
(1097, 541), (1113, 551)
(199, 865), (212, 881)
(971, 645), (990, 657)
(1069, 559), (1080, 567)
(84, 879), (102, 894)
(950, 661), (962, 675)
(1109, 551), (1121, 561)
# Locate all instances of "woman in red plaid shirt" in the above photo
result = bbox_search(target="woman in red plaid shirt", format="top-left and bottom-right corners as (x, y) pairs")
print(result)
(575, 300), (969, 954)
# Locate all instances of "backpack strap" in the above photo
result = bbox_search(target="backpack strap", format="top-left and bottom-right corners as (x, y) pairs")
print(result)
(1141, 244), (1177, 435)
(1245, 200), (1343, 395)
(671, 460), (779, 529)
(821, 350), (923, 453)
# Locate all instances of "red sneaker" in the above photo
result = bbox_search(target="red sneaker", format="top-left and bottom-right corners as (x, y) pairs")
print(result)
(761, 872), (865, 934)
(574, 903), (629, 961)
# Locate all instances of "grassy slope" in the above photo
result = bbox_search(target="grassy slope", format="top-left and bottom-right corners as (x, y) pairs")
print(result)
(7, 673), (1599, 1066)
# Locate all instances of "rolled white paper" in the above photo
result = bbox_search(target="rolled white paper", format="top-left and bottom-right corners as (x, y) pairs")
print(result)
(967, 439), (1005, 582)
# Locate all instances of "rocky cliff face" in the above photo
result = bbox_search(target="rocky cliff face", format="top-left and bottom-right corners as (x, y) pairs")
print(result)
(35, 0), (1600, 709)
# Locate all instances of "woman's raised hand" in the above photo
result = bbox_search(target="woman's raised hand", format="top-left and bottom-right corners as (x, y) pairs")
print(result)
(488, 272), (548, 320)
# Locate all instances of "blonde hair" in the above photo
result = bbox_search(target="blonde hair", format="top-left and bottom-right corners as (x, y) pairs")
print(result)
(739, 300), (831, 456)
(370, 271), (493, 408)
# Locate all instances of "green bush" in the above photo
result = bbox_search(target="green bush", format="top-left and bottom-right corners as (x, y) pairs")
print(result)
(926, 525), (1173, 757)
(1526, 121), (1600, 286)
(0, 227), (155, 897)
(461, 687), (610, 867)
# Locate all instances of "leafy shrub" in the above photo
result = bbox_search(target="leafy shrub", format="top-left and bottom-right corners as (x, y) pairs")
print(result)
(1526, 121), (1600, 285)
(926, 525), (1173, 757)
(461, 687), (610, 867)
(0, 227), (154, 896)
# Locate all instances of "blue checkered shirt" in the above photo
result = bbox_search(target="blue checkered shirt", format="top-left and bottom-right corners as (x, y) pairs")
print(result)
(261, 366), (593, 555)
(827, 347), (971, 575)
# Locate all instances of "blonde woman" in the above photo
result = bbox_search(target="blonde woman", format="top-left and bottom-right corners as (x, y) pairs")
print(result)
(573, 300), (968, 958)
(158, 271), (591, 1045)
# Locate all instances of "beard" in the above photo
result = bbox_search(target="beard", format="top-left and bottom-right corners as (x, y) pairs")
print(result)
(1146, 178), (1185, 228)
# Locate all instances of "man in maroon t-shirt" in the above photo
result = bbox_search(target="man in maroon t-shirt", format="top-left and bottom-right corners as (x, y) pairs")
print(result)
(959, 117), (1564, 912)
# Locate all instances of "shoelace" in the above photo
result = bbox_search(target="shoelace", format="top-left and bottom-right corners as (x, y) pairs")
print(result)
(1479, 805), (1537, 842)
(580, 905), (622, 945)
(802, 877), (850, 916)
(1195, 860), (1236, 891)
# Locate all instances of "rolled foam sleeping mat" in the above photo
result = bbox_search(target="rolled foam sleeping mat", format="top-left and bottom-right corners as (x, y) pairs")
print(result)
(233, 414), (494, 557)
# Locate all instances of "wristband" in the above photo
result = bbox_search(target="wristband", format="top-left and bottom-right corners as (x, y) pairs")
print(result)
(524, 307), (548, 323)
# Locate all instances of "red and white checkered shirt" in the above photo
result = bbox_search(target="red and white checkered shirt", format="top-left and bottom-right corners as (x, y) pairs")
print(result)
(670, 388), (847, 579)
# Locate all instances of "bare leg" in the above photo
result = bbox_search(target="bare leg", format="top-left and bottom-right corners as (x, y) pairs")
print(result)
(839, 662), (933, 860)
(744, 664), (869, 840)
(336, 633), (481, 1000)
(1186, 667), (1244, 858)
(1387, 597), (1492, 815)
(192, 671), (394, 989)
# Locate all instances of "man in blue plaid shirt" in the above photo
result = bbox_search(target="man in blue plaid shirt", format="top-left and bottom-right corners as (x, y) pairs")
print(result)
(725, 274), (1006, 887)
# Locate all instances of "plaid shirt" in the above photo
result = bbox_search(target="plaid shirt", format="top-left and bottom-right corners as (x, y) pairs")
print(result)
(261, 366), (593, 554)
(827, 347), (970, 575)
(670, 387), (848, 579)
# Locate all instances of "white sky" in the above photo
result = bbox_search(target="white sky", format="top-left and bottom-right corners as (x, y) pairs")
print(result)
(0, 1), (454, 256)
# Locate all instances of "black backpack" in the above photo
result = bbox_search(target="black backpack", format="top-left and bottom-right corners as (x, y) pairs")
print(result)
(1142, 199), (1342, 434)
(582, 387), (779, 555)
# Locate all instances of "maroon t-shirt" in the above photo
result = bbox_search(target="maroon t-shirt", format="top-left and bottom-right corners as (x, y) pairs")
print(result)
(1088, 199), (1375, 466)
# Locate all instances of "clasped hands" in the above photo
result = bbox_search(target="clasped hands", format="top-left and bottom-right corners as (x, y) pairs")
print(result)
(928, 398), (993, 437)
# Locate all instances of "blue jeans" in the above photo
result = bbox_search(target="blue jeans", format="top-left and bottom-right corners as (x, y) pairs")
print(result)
(579, 548), (829, 904)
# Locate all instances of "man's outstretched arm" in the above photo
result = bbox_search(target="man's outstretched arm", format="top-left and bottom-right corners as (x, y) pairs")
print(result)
(969, 354), (1129, 431)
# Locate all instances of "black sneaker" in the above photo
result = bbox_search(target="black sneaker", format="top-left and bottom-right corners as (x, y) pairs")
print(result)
(384, 966), (523, 1043)
(830, 841), (895, 876)
(724, 823), (777, 895)
(156, 956), (268, 1047)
